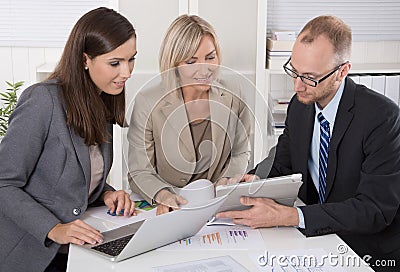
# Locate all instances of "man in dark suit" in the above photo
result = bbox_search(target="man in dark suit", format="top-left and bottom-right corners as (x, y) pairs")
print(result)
(217, 15), (400, 271)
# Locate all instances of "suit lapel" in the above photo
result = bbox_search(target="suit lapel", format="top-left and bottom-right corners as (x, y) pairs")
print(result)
(325, 78), (355, 198)
(60, 93), (90, 188)
(68, 127), (90, 187)
(208, 86), (233, 178)
(160, 90), (196, 161)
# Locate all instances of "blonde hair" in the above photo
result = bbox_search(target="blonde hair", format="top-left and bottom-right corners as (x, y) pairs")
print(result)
(299, 15), (352, 65)
(159, 15), (221, 90)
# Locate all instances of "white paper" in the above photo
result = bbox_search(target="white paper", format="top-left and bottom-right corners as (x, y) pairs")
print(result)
(152, 255), (249, 272)
(207, 216), (236, 226)
(87, 205), (156, 229)
(178, 179), (215, 208)
(158, 225), (264, 251)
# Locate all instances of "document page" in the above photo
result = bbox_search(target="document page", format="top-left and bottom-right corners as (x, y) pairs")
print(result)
(87, 200), (156, 229)
(158, 225), (264, 251)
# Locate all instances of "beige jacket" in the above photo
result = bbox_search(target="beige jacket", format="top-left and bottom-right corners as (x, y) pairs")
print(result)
(127, 80), (252, 203)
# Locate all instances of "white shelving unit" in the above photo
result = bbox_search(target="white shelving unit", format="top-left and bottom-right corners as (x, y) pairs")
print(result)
(36, 63), (56, 82)
(350, 63), (400, 74)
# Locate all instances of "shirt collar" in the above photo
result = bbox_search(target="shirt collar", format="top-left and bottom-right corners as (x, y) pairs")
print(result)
(314, 79), (345, 126)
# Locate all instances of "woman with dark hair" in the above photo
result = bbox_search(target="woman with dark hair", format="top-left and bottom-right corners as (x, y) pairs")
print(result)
(0, 7), (137, 272)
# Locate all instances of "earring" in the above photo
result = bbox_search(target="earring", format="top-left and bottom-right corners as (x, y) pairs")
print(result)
(84, 66), (88, 70)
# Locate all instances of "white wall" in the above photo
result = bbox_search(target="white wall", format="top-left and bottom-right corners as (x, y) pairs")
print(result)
(0, 47), (62, 94)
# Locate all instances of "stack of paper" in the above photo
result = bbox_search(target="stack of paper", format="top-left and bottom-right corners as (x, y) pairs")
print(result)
(266, 38), (294, 70)
(272, 30), (296, 41)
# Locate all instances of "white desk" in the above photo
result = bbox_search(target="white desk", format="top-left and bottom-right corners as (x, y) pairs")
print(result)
(67, 210), (373, 271)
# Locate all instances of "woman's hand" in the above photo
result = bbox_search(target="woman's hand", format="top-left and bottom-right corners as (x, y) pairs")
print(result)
(154, 189), (187, 215)
(102, 190), (136, 216)
(47, 220), (103, 245)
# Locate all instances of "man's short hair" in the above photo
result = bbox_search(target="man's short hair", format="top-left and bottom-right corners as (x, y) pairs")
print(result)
(299, 15), (352, 64)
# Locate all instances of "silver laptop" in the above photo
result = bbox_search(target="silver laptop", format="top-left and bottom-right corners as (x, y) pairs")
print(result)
(215, 173), (303, 213)
(80, 195), (226, 262)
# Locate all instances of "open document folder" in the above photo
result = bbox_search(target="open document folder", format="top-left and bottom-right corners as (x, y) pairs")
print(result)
(215, 173), (303, 212)
(176, 173), (303, 213)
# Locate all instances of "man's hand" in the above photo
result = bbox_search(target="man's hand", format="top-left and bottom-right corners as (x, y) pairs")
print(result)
(47, 220), (103, 245)
(154, 189), (187, 215)
(102, 190), (136, 216)
(216, 196), (299, 228)
(215, 174), (260, 186)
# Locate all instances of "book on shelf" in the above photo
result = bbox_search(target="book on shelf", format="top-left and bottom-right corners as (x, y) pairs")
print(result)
(273, 127), (285, 136)
(359, 75), (373, 89)
(267, 50), (291, 58)
(384, 75), (400, 105)
(348, 75), (360, 84)
(271, 29), (296, 41)
(350, 74), (400, 105)
(371, 75), (386, 95)
(276, 98), (291, 104)
(267, 38), (295, 52)
(272, 117), (285, 128)
(272, 102), (288, 114)
(266, 56), (287, 70)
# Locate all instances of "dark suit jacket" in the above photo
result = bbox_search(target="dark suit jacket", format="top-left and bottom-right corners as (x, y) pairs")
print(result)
(254, 77), (400, 262)
(0, 80), (115, 272)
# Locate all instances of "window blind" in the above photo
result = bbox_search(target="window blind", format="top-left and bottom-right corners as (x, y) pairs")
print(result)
(267, 0), (400, 41)
(0, 0), (112, 47)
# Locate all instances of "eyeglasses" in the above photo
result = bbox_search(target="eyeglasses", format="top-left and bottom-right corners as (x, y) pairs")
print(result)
(283, 57), (347, 87)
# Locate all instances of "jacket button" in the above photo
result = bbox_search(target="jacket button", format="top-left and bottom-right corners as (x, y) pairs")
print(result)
(72, 208), (81, 216)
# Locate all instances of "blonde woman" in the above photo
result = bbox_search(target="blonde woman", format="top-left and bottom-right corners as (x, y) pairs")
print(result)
(128, 15), (252, 214)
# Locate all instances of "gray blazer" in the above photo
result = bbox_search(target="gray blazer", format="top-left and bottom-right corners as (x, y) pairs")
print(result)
(0, 80), (114, 272)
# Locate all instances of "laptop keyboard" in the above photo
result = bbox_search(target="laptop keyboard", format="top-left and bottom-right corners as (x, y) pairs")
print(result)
(92, 234), (134, 257)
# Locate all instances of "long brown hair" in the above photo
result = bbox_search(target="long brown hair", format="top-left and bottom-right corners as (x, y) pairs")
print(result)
(49, 7), (136, 145)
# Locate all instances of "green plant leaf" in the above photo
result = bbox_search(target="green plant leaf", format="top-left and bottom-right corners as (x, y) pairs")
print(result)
(1, 80), (24, 134)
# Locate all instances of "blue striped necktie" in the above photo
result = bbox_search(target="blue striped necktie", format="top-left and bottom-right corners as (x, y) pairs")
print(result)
(318, 113), (330, 203)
